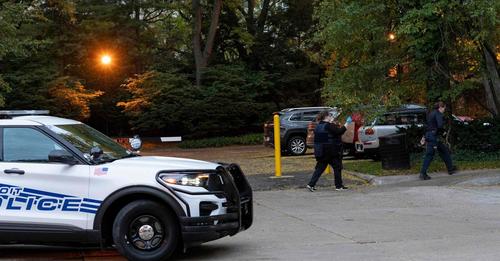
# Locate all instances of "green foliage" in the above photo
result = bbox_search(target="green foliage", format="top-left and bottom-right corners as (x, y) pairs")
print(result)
(345, 150), (500, 176)
(316, 0), (500, 115)
(177, 133), (262, 149)
(118, 65), (276, 138)
(396, 124), (426, 153)
(118, 70), (194, 133)
(220, 0), (322, 108)
(0, 1), (49, 106)
(1, 0), (497, 138)
(451, 118), (500, 151)
(47, 77), (103, 121)
(315, 0), (411, 113)
(398, 118), (500, 152)
(1, 0), (322, 136)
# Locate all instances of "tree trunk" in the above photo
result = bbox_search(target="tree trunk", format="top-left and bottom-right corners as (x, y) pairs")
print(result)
(246, 0), (256, 34)
(481, 43), (500, 117)
(192, 0), (222, 87)
(482, 75), (499, 116)
(256, 0), (270, 33)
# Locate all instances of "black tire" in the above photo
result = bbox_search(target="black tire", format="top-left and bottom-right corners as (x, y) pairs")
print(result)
(287, 136), (307, 156)
(112, 200), (179, 261)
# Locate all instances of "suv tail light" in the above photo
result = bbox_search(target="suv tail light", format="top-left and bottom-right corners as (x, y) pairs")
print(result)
(364, 128), (375, 135)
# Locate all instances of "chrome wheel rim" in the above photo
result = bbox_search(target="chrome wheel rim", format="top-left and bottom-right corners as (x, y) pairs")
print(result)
(290, 138), (305, 154)
(127, 215), (165, 251)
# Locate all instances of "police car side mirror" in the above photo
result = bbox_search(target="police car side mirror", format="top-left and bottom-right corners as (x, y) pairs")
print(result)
(49, 150), (78, 165)
(90, 146), (103, 160)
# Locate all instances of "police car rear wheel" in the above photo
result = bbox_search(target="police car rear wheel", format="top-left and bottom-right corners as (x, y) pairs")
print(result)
(287, 136), (306, 156)
(113, 200), (179, 261)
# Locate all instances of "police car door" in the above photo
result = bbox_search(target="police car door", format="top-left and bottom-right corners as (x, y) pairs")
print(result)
(0, 127), (91, 230)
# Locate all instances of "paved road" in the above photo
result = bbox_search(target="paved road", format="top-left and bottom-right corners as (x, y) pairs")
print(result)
(2, 171), (500, 260)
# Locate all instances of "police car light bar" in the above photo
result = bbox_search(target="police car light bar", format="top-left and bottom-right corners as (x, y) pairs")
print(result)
(0, 110), (50, 118)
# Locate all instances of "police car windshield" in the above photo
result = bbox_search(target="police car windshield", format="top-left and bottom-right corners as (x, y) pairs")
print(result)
(48, 124), (129, 161)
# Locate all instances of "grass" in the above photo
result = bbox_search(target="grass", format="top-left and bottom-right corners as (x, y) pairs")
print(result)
(178, 133), (262, 149)
(344, 151), (500, 176)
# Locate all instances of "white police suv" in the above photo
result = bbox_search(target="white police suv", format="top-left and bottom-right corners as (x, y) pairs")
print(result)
(0, 110), (253, 260)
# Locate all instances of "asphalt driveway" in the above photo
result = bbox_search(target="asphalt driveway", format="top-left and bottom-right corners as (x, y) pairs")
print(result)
(180, 175), (500, 260)
(2, 170), (500, 261)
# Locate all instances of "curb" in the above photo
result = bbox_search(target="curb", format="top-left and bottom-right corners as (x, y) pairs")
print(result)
(346, 168), (500, 186)
(345, 171), (379, 185)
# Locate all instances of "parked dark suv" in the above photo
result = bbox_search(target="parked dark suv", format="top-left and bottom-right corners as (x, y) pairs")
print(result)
(263, 107), (338, 156)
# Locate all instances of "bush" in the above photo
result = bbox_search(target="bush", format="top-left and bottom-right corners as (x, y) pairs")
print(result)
(178, 133), (262, 149)
(397, 124), (426, 153)
(398, 117), (500, 152)
(119, 65), (277, 138)
(451, 118), (500, 151)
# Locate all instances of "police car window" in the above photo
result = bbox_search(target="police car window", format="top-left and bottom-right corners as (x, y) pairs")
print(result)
(3, 128), (65, 162)
(302, 111), (319, 121)
(47, 124), (129, 161)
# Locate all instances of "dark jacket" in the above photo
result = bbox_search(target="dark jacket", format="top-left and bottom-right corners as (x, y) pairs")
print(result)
(426, 110), (445, 135)
(314, 121), (346, 159)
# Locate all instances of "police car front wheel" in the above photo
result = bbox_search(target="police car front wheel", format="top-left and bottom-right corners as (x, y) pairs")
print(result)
(113, 200), (180, 261)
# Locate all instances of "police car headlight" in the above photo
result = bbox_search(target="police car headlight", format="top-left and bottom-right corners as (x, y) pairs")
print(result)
(158, 172), (223, 191)
(160, 173), (209, 187)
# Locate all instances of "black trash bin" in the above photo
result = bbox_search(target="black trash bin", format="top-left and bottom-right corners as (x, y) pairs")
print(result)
(379, 133), (410, 170)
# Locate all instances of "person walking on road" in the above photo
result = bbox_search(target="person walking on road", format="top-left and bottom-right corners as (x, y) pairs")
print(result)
(307, 111), (348, 191)
(419, 101), (457, 180)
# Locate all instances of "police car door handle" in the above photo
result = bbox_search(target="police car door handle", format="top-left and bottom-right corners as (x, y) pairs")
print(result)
(4, 169), (25, 175)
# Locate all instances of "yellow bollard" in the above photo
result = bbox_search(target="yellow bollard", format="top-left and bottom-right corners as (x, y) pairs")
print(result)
(325, 165), (332, 175)
(273, 113), (282, 177)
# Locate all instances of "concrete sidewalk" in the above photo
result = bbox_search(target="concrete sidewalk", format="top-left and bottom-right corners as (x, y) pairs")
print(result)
(178, 176), (500, 260)
(348, 168), (500, 187)
(246, 168), (500, 191)
(246, 170), (367, 191)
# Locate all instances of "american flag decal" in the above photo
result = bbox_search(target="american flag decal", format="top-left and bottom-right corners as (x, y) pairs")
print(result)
(94, 167), (109, 176)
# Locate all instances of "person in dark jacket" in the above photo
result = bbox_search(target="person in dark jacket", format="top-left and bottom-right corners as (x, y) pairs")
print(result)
(419, 101), (456, 180)
(307, 111), (347, 191)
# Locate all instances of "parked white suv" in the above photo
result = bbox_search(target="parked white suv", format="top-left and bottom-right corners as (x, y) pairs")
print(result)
(355, 105), (426, 156)
(0, 111), (252, 261)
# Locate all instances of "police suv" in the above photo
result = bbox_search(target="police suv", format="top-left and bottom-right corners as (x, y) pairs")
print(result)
(0, 111), (253, 261)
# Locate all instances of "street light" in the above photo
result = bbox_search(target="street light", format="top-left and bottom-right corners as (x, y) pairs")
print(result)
(388, 33), (396, 41)
(101, 54), (112, 65)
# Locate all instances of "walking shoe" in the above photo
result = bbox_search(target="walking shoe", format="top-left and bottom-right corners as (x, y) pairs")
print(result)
(419, 174), (431, 180)
(448, 166), (457, 175)
(335, 186), (348, 191)
(306, 185), (316, 192)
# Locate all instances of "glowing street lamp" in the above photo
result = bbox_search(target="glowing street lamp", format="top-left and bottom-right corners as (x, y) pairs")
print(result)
(388, 32), (396, 41)
(101, 54), (112, 65)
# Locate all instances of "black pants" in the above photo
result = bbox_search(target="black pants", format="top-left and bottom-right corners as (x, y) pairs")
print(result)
(308, 157), (343, 188)
(420, 132), (453, 176)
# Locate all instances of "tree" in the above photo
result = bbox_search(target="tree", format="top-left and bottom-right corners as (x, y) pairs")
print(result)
(0, 2), (46, 106)
(118, 66), (274, 137)
(316, 0), (499, 118)
(315, 0), (416, 115)
(47, 77), (103, 121)
(192, 0), (223, 86)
